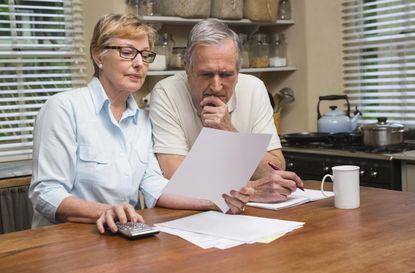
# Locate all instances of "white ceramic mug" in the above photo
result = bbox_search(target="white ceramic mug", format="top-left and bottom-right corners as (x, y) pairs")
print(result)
(321, 165), (360, 209)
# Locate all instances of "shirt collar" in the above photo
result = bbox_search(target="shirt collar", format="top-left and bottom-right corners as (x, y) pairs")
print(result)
(227, 93), (236, 113)
(88, 77), (140, 124)
(126, 94), (140, 124)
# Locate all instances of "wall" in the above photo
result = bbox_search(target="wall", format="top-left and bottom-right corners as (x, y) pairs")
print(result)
(303, 0), (344, 133)
(82, 0), (125, 79)
(81, 0), (344, 133)
(267, 0), (344, 133)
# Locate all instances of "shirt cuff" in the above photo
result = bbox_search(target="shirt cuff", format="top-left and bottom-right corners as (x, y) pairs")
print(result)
(142, 177), (169, 208)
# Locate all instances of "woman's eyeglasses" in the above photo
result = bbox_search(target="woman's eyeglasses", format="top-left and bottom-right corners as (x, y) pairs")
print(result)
(104, 46), (156, 63)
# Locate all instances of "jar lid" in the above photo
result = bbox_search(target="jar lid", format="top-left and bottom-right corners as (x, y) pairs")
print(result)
(253, 33), (268, 43)
(238, 33), (248, 39)
(172, 46), (186, 53)
(270, 33), (285, 42)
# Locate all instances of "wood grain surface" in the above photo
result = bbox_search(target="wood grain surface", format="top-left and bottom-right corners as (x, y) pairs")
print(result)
(1, 181), (415, 273)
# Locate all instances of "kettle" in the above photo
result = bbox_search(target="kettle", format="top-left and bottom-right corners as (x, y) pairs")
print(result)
(317, 95), (361, 133)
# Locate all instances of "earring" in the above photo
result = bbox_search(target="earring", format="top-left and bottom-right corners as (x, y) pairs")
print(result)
(98, 63), (103, 69)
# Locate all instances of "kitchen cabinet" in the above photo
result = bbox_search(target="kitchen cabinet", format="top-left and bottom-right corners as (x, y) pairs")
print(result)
(401, 161), (415, 192)
(0, 176), (32, 233)
(136, 15), (296, 105)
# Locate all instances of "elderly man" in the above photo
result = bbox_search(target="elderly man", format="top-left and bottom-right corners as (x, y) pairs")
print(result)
(149, 19), (303, 203)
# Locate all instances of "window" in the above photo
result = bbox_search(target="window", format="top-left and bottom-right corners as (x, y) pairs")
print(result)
(0, 0), (86, 162)
(342, 0), (415, 127)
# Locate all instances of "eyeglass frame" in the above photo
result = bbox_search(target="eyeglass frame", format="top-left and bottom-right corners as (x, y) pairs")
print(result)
(103, 46), (157, 63)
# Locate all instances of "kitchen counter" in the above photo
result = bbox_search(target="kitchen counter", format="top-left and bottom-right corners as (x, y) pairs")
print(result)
(284, 146), (415, 161)
(0, 160), (31, 180)
(282, 146), (395, 160)
(390, 150), (415, 161)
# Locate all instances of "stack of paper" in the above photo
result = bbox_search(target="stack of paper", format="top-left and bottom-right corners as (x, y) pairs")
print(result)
(247, 188), (334, 211)
(155, 211), (304, 249)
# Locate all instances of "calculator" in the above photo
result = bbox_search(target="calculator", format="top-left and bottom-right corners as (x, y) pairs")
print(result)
(115, 222), (160, 240)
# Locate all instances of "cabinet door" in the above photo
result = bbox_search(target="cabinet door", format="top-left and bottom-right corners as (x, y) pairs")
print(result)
(402, 162), (415, 192)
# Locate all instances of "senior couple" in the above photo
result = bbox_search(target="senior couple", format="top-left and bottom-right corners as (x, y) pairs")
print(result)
(29, 14), (303, 234)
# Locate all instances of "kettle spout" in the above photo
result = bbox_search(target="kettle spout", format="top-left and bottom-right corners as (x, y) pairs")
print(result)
(350, 107), (362, 131)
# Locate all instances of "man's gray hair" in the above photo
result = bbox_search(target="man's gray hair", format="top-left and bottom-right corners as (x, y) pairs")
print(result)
(184, 19), (242, 71)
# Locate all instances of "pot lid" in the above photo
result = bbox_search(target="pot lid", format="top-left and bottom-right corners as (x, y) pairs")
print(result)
(324, 106), (345, 117)
(360, 117), (404, 131)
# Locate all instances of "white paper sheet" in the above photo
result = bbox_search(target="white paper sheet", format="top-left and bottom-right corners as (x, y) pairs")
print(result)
(156, 211), (304, 243)
(163, 128), (271, 212)
(156, 225), (245, 249)
(157, 225), (289, 249)
(247, 188), (334, 210)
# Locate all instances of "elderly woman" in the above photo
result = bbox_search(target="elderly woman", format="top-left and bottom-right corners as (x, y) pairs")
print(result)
(29, 14), (252, 234)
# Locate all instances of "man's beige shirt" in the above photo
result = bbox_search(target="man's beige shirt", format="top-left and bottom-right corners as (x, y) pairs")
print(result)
(149, 72), (281, 155)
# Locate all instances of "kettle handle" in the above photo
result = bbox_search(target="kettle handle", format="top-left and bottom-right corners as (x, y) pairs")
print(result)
(317, 95), (351, 120)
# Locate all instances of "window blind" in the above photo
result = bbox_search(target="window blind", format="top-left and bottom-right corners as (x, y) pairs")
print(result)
(342, 0), (415, 127)
(0, 0), (86, 162)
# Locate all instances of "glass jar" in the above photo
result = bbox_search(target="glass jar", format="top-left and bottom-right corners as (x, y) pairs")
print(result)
(169, 47), (186, 69)
(269, 33), (287, 67)
(149, 34), (168, 70)
(277, 0), (292, 20)
(139, 0), (159, 16)
(238, 33), (250, 68)
(126, 0), (142, 16)
(250, 33), (269, 68)
(161, 33), (174, 65)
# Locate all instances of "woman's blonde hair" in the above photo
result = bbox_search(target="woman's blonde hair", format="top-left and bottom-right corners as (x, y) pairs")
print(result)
(90, 13), (156, 77)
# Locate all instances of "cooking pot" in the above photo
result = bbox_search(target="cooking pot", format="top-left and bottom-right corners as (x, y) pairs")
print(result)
(359, 117), (404, 147)
(317, 95), (361, 133)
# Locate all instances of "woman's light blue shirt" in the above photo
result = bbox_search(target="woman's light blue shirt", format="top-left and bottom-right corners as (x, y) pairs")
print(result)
(29, 78), (168, 227)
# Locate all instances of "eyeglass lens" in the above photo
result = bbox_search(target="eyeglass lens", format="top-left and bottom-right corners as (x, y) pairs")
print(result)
(119, 47), (155, 63)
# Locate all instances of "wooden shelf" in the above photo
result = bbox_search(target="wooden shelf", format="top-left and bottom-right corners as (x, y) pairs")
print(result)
(138, 15), (295, 26)
(241, 66), (297, 73)
(147, 66), (296, 76)
(147, 69), (182, 76)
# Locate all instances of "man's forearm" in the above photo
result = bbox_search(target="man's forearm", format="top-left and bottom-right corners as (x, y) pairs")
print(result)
(251, 150), (286, 180)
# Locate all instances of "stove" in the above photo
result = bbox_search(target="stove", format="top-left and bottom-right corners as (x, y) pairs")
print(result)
(281, 138), (415, 191)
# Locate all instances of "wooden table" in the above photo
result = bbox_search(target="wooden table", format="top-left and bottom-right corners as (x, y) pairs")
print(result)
(1, 181), (415, 273)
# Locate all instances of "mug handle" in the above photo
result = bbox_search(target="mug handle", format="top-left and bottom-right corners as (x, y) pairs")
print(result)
(321, 174), (333, 197)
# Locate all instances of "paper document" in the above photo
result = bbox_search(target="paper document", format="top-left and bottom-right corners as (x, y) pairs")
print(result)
(247, 188), (334, 211)
(156, 225), (245, 249)
(156, 211), (304, 244)
(163, 128), (271, 212)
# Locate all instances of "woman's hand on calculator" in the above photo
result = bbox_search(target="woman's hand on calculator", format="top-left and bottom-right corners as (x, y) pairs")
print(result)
(96, 203), (144, 234)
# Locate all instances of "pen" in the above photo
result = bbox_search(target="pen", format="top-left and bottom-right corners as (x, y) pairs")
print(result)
(267, 161), (305, 191)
